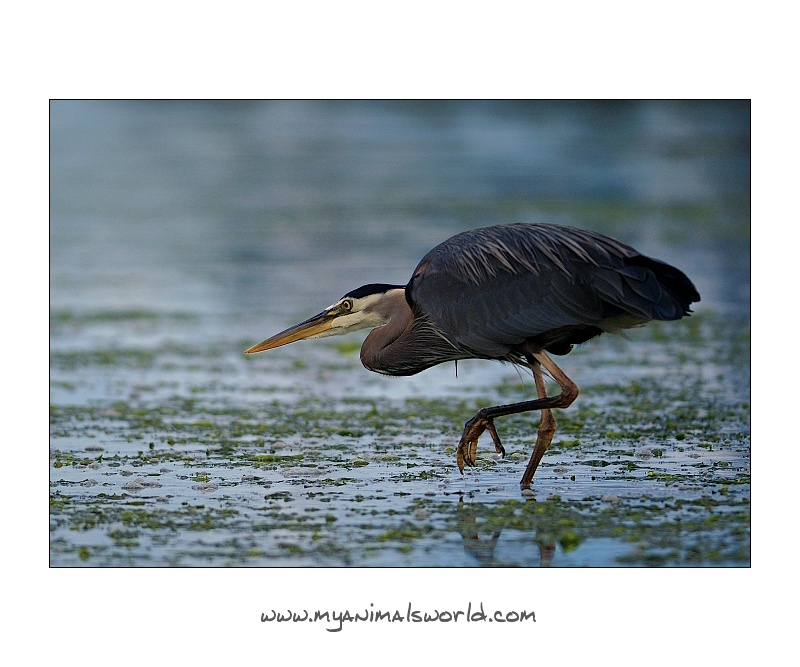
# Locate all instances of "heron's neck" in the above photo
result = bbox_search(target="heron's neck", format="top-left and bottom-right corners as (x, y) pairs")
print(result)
(360, 289), (413, 372)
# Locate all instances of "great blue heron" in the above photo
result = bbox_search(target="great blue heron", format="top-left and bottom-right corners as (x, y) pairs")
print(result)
(246, 223), (700, 489)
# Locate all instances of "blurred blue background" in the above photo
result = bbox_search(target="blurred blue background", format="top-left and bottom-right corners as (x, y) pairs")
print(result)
(50, 100), (749, 332)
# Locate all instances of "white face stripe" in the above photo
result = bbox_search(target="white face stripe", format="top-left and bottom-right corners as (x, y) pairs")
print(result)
(329, 310), (384, 331)
(303, 309), (379, 340)
(328, 291), (390, 312)
(324, 291), (394, 334)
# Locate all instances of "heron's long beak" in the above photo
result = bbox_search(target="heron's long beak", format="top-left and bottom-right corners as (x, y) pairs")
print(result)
(245, 310), (335, 354)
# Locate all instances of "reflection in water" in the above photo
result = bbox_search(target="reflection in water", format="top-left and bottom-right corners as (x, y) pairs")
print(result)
(457, 497), (557, 567)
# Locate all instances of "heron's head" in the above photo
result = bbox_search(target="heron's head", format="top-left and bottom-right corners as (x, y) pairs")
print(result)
(245, 284), (406, 354)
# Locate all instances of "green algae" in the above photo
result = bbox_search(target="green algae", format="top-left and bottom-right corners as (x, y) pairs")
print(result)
(50, 308), (750, 567)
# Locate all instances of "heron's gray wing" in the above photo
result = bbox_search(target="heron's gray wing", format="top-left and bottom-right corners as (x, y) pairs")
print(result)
(406, 224), (698, 358)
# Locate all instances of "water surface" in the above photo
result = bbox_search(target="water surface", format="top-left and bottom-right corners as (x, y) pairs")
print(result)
(50, 100), (750, 566)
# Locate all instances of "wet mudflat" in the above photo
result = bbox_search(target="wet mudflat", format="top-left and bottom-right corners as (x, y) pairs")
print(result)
(49, 308), (749, 566)
(49, 100), (750, 566)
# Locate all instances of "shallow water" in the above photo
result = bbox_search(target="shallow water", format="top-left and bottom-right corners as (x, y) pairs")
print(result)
(50, 100), (750, 566)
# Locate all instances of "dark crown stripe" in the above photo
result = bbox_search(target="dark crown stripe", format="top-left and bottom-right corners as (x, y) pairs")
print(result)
(343, 283), (404, 300)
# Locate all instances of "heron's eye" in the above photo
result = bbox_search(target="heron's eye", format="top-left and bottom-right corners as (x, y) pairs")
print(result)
(341, 299), (353, 312)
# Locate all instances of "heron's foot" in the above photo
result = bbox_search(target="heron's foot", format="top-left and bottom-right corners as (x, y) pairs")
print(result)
(457, 412), (505, 473)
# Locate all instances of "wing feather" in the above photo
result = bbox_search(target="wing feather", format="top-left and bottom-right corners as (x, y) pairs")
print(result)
(406, 223), (699, 358)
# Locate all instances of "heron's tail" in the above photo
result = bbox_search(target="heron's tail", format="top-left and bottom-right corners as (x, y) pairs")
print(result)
(626, 255), (701, 318)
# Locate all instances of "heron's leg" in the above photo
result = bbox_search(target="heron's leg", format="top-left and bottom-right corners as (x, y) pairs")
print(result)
(456, 348), (578, 481)
(520, 357), (556, 489)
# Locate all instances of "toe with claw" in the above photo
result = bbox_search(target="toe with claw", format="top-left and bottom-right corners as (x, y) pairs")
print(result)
(457, 410), (503, 473)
